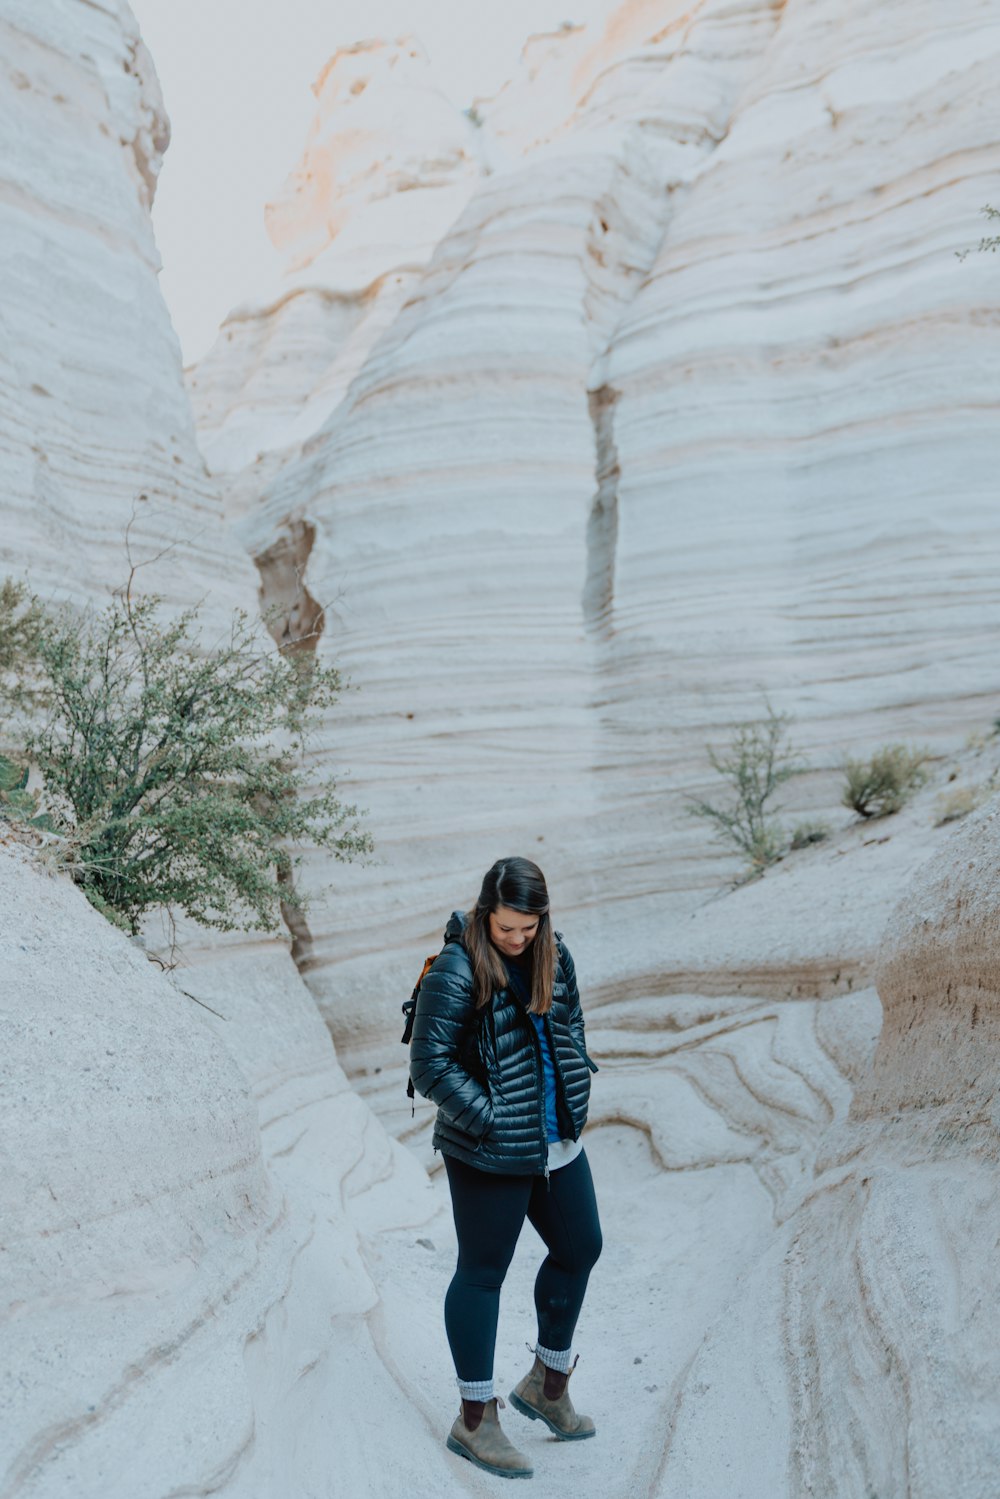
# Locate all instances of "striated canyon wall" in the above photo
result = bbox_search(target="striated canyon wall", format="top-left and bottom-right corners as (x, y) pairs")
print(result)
(0, 7), (436, 1497)
(190, 0), (1000, 1055)
(0, 0), (247, 612)
(0, 841), (440, 1499)
(648, 803), (1000, 1498)
(3, 0), (1000, 1495)
(190, 6), (1000, 1489)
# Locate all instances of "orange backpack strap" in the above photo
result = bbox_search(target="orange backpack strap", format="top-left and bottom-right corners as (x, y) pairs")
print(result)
(418, 953), (437, 984)
(401, 954), (438, 1040)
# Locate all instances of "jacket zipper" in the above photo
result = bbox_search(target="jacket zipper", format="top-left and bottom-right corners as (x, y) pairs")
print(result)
(537, 1031), (550, 1184)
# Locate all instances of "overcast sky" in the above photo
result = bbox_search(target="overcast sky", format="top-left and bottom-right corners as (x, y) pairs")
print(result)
(130, 0), (610, 362)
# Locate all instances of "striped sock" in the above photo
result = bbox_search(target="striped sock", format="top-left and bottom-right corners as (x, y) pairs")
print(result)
(535, 1342), (572, 1374)
(457, 1377), (494, 1401)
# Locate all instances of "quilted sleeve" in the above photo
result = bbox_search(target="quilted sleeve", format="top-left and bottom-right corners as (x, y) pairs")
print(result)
(408, 946), (494, 1139)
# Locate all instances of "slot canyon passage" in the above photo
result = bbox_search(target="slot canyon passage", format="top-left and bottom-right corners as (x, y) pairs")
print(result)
(3, 0), (1000, 1495)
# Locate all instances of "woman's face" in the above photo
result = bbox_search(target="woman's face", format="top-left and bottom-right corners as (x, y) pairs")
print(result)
(488, 905), (540, 957)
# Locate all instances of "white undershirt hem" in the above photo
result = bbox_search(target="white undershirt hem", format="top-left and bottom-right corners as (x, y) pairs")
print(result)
(547, 1137), (584, 1171)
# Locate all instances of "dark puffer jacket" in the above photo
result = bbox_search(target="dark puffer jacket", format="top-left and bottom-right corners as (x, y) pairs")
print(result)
(409, 911), (599, 1176)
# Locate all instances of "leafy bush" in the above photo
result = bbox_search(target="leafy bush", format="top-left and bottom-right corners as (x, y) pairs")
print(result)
(841, 745), (929, 819)
(688, 704), (800, 874)
(0, 582), (371, 934)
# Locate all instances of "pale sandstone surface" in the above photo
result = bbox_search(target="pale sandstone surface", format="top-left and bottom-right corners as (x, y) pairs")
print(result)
(264, 37), (480, 276)
(651, 803), (1000, 1498)
(0, 8), (442, 1498)
(4, 0), (1000, 1494)
(188, 37), (481, 482)
(365, 972), (885, 1495)
(362, 791), (1000, 1497)
(9, 791), (996, 1496)
(188, 0), (1000, 1063)
(181, 0), (1000, 1447)
(0, 0), (250, 613)
(0, 843), (439, 1499)
(193, 0), (819, 1055)
(603, 0), (1000, 768)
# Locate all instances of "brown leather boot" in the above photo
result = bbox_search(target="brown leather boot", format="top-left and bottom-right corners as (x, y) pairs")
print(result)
(446, 1395), (534, 1479)
(509, 1354), (595, 1440)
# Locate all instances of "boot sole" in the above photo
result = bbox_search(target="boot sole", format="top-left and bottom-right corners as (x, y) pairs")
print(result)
(446, 1434), (534, 1479)
(508, 1390), (596, 1441)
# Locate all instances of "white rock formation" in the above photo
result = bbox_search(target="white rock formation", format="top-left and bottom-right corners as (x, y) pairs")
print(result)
(182, 14), (1000, 1491)
(189, 0), (1000, 1061)
(598, 0), (1000, 964)
(189, 37), (481, 479)
(266, 37), (480, 276)
(0, 842), (442, 1498)
(361, 781), (1000, 1497)
(0, 0), (249, 612)
(652, 802), (1000, 1498)
(5, 0), (1000, 1495)
(186, 7), (1000, 1486)
(0, 10), (442, 1498)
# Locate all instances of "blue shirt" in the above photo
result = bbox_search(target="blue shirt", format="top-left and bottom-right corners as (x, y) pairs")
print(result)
(530, 1013), (562, 1143)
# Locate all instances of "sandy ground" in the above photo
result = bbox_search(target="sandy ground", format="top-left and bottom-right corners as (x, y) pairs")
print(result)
(364, 1122), (772, 1498)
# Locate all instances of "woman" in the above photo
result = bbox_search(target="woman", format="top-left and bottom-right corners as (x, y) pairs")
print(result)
(409, 856), (602, 1481)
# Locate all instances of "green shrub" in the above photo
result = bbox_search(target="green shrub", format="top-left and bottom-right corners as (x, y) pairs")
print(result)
(0, 583), (371, 934)
(841, 744), (929, 819)
(688, 704), (800, 874)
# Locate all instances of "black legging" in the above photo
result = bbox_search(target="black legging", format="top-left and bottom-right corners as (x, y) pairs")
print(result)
(443, 1150), (603, 1381)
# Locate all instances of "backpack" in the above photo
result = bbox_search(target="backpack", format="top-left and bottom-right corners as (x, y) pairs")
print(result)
(401, 953), (438, 1110)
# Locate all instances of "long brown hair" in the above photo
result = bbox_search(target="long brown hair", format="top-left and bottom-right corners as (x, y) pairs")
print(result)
(464, 857), (555, 1014)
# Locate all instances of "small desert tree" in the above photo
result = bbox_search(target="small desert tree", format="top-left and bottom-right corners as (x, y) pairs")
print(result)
(0, 580), (371, 934)
(688, 703), (800, 875)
